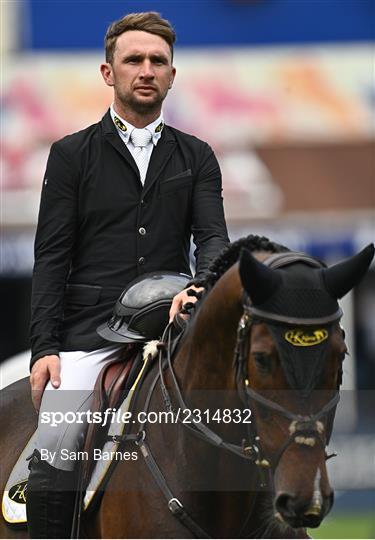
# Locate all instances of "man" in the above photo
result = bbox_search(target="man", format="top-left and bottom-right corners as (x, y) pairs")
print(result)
(27, 11), (228, 538)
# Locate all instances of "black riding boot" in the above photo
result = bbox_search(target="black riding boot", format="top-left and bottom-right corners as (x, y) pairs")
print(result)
(26, 451), (78, 539)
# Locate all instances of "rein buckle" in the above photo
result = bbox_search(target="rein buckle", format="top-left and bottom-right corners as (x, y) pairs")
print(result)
(241, 439), (256, 459)
(168, 497), (183, 515)
(255, 458), (271, 468)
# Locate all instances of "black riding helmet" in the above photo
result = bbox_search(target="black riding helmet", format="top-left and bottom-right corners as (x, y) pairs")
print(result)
(97, 271), (192, 343)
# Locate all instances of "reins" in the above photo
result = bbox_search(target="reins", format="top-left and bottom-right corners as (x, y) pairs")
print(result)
(112, 322), (260, 539)
(158, 324), (259, 461)
(110, 325), (212, 539)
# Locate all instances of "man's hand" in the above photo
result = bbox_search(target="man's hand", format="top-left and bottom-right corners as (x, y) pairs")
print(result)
(169, 285), (204, 322)
(30, 355), (61, 412)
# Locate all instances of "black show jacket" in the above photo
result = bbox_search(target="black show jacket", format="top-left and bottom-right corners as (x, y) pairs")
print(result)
(30, 110), (229, 367)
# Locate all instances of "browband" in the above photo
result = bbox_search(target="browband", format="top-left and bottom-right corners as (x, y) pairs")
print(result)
(262, 251), (326, 270)
(246, 305), (343, 326)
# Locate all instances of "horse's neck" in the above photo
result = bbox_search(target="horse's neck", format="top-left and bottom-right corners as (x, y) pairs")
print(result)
(176, 265), (243, 393)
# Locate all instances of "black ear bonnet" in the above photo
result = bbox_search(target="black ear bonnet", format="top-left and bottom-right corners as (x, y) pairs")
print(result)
(239, 245), (374, 396)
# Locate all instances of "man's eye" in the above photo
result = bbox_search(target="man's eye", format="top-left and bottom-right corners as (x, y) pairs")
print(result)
(253, 352), (272, 373)
(153, 58), (166, 65)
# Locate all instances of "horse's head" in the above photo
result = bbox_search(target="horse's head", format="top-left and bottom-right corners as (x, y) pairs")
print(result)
(237, 244), (374, 529)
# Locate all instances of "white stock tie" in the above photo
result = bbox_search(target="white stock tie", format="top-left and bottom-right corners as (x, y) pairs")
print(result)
(130, 128), (152, 184)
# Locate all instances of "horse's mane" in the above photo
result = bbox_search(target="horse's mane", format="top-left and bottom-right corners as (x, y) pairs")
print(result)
(182, 234), (290, 335)
(193, 234), (290, 290)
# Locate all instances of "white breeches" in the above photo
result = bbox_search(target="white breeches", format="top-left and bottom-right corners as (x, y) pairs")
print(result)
(36, 345), (123, 471)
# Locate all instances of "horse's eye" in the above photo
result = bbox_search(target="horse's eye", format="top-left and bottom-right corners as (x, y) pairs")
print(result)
(253, 352), (272, 373)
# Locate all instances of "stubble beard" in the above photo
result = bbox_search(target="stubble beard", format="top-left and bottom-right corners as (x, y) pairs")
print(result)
(117, 88), (167, 116)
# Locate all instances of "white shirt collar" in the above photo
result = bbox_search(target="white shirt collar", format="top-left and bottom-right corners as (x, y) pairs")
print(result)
(110, 104), (164, 146)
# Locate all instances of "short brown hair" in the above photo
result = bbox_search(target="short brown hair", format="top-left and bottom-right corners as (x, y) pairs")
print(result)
(105, 12), (176, 64)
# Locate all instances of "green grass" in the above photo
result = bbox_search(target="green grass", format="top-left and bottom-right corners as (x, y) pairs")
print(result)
(309, 512), (375, 539)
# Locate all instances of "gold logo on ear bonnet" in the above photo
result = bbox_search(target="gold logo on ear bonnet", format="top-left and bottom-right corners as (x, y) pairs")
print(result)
(285, 329), (328, 347)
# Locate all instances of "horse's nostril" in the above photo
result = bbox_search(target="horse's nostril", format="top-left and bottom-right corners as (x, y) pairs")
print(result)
(275, 493), (297, 517)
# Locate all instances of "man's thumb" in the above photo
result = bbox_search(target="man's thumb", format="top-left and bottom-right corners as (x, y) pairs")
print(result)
(49, 361), (61, 388)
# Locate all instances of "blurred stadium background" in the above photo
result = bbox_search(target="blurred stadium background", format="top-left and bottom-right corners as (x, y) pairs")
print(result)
(1, 0), (374, 537)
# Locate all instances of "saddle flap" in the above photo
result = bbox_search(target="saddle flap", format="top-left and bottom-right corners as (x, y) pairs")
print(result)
(81, 345), (139, 484)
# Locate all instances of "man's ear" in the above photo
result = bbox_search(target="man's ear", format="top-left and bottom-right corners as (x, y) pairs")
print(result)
(169, 66), (176, 89)
(100, 63), (115, 87)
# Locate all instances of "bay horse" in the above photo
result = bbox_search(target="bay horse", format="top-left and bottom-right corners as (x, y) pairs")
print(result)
(0, 235), (373, 539)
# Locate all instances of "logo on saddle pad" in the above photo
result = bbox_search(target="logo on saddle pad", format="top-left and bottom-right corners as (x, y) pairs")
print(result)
(284, 329), (328, 347)
(8, 480), (27, 504)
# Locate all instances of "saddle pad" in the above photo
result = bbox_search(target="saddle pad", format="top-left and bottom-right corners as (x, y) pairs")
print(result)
(2, 431), (38, 525)
(2, 346), (154, 525)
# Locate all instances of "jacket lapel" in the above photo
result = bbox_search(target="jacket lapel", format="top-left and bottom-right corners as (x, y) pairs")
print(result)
(100, 110), (139, 178)
(142, 126), (177, 198)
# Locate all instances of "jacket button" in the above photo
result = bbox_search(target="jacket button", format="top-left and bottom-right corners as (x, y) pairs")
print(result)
(138, 257), (145, 265)
(140, 199), (146, 207)
(139, 227), (146, 235)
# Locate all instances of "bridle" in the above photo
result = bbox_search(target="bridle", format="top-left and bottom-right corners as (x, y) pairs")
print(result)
(112, 252), (342, 538)
(233, 305), (340, 471)
(233, 252), (342, 469)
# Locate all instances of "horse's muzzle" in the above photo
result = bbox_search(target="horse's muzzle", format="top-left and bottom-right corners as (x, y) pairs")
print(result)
(275, 490), (334, 529)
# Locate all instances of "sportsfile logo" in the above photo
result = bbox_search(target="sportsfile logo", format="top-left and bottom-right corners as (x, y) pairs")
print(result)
(284, 328), (328, 347)
(40, 407), (253, 427)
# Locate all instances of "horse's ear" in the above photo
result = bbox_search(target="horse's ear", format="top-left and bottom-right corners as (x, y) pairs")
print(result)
(239, 248), (281, 305)
(322, 243), (374, 299)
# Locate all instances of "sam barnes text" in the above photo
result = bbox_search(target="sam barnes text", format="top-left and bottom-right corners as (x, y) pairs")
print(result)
(40, 449), (138, 462)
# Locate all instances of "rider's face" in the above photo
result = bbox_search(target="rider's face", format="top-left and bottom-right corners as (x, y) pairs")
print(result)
(101, 30), (176, 116)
